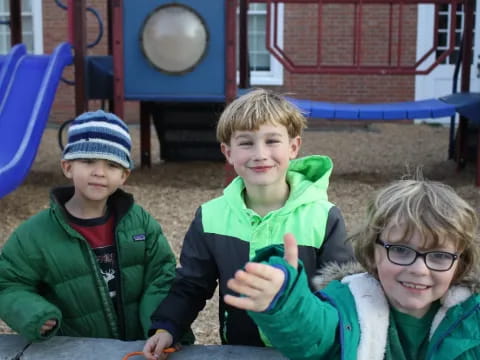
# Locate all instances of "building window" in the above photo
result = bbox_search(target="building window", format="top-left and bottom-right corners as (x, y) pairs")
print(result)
(436, 1), (476, 65)
(0, 0), (43, 54)
(240, 3), (284, 86)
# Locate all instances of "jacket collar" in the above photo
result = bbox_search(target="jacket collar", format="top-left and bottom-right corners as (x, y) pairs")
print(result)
(50, 186), (134, 223)
(316, 262), (480, 360)
(341, 273), (476, 360)
(222, 155), (333, 217)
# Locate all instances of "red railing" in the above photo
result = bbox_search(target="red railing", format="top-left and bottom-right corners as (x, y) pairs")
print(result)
(247, 0), (470, 75)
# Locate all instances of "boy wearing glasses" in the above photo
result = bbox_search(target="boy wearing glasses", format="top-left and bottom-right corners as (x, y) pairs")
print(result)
(225, 178), (480, 359)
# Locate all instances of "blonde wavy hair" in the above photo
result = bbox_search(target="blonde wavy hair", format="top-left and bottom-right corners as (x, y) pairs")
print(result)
(352, 178), (479, 282)
(216, 88), (307, 144)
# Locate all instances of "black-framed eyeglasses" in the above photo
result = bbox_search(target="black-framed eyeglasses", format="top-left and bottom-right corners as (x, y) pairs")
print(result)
(375, 239), (458, 272)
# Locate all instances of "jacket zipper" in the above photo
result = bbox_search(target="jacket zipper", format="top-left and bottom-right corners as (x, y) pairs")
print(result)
(54, 206), (122, 338)
(113, 225), (126, 339)
(79, 234), (121, 338)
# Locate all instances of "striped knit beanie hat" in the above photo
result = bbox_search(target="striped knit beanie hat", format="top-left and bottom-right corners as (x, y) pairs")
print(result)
(63, 110), (133, 169)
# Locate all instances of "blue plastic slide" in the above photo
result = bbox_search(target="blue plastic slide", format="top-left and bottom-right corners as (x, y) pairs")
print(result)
(0, 42), (72, 199)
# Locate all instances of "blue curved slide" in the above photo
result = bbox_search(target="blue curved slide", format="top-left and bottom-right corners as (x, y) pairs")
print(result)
(0, 42), (72, 199)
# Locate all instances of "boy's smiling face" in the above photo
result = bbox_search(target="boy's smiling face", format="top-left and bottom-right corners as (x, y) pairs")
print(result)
(375, 224), (459, 318)
(61, 158), (130, 204)
(221, 124), (301, 189)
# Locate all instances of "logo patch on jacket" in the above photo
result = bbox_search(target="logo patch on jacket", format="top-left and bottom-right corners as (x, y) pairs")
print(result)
(132, 234), (146, 242)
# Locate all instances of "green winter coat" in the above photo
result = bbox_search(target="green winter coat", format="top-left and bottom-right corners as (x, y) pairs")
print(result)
(249, 248), (480, 360)
(0, 187), (176, 342)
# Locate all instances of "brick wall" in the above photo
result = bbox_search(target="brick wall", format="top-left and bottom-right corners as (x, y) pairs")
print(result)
(43, 2), (417, 124)
(270, 3), (417, 104)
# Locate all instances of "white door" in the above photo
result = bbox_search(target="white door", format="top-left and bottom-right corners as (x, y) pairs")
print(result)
(415, 1), (480, 124)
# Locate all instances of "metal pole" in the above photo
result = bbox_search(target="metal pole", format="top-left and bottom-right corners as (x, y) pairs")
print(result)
(140, 102), (152, 168)
(460, 0), (473, 92)
(239, 0), (250, 88)
(458, 0), (478, 186)
(70, 0), (88, 115)
(9, 0), (22, 45)
(225, 0), (239, 184)
(225, 0), (238, 103)
(454, 0), (474, 180)
(111, 0), (125, 120)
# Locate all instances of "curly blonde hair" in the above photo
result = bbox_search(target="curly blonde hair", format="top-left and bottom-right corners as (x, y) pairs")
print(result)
(351, 178), (479, 282)
(216, 88), (307, 144)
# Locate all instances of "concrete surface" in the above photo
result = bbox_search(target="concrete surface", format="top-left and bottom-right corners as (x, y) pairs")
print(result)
(0, 335), (288, 359)
(0, 335), (29, 360)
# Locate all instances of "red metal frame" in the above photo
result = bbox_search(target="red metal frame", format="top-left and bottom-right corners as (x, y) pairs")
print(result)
(238, 0), (250, 88)
(69, 0), (88, 115)
(9, 0), (22, 45)
(111, 0), (125, 120)
(225, 0), (239, 184)
(246, 0), (478, 184)
(253, 0), (466, 75)
(226, 0), (238, 103)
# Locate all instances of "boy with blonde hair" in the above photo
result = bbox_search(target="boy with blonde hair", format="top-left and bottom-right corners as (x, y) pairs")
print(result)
(226, 178), (480, 359)
(0, 110), (176, 342)
(144, 89), (352, 359)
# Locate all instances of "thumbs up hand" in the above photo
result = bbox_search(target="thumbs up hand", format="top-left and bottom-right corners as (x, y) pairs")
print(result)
(224, 233), (299, 312)
(282, 233), (298, 269)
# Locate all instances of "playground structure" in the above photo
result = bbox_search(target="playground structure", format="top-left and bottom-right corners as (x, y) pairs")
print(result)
(0, 0), (478, 196)
(63, 0), (479, 163)
(52, 0), (480, 180)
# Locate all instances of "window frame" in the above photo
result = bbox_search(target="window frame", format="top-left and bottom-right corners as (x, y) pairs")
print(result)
(241, 3), (284, 86)
(31, 0), (43, 54)
(435, 3), (465, 65)
(0, 0), (43, 54)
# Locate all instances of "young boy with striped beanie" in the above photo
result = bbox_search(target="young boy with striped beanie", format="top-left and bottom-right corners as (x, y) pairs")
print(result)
(0, 110), (177, 342)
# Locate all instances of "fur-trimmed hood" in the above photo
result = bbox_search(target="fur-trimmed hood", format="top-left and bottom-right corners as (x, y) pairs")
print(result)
(312, 261), (365, 291)
(311, 261), (480, 360)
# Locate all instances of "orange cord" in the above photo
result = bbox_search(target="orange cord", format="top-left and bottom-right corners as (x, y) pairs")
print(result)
(122, 348), (176, 360)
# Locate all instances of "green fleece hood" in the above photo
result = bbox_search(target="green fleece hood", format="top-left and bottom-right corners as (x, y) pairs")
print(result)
(202, 155), (335, 258)
(286, 155), (332, 208)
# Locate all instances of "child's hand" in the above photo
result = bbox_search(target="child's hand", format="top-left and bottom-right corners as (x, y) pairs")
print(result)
(143, 330), (173, 360)
(224, 233), (299, 312)
(40, 319), (57, 335)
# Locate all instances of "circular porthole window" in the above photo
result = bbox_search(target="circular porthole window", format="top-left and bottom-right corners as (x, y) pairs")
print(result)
(140, 4), (208, 75)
